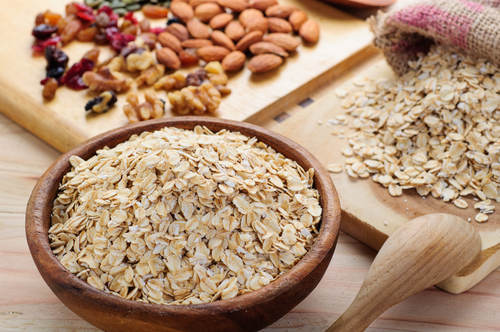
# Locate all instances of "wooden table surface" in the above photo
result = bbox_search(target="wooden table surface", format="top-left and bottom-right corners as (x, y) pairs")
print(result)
(2, 1), (500, 332)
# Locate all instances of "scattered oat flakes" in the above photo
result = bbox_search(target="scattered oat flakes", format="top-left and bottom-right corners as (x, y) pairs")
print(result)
(475, 213), (489, 223)
(326, 163), (343, 173)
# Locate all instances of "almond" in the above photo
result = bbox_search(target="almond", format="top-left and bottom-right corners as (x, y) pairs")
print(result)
(195, 3), (224, 22)
(289, 10), (308, 31)
(247, 54), (283, 73)
(187, 19), (211, 39)
(248, 0), (278, 11)
(158, 32), (183, 54)
(211, 30), (236, 51)
(166, 23), (190, 41)
(265, 5), (298, 19)
(156, 47), (181, 70)
(267, 17), (292, 33)
(217, 0), (248, 12)
(197, 45), (231, 62)
(249, 41), (288, 57)
(225, 21), (245, 42)
(181, 38), (214, 48)
(221, 51), (246, 71)
(239, 9), (263, 28)
(235, 30), (263, 52)
(263, 33), (299, 51)
(209, 13), (233, 29)
(299, 19), (320, 43)
(245, 17), (268, 34)
(189, 0), (218, 8)
(170, 1), (194, 23)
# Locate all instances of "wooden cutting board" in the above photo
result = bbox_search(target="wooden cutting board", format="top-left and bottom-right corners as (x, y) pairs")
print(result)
(272, 58), (500, 294)
(0, 0), (375, 153)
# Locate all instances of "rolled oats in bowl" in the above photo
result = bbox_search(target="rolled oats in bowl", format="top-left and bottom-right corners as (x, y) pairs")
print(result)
(49, 125), (322, 305)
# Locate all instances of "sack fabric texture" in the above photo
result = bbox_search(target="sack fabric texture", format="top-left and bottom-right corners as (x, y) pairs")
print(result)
(369, 0), (500, 75)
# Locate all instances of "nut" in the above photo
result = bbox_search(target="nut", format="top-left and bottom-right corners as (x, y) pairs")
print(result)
(235, 30), (263, 52)
(158, 32), (183, 54)
(195, 2), (224, 22)
(168, 82), (221, 114)
(247, 53), (283, 73)
(217, 0), (248, 12)
(82, 71), (132, 93)
(190, 0), (218, 7)
(187, 19), (211, 39)
(268, 17), (292, 33)
(181, 39), (214, 48)
(221, 51), (246, 71)
(225, 21), (245, 42)
(211, 30), (236, 51)
(263, 33), (300, 51)
(239, 9), (264, 27)
(156, 47), (181, 70)
(170, 1), (194, 23)
(154, 71), (187, 91)
(265, 5), (298, 18)
(85, 91), (117, 113)
(166, 23), (190, 41)
(249, 41), (289, 57)
(198, 45), (231, 62)
(299, 19), (320, 43)
(245, 17), (268, 34)
(123, 91), (164, 123)
(289, 10), (308, 31)
(205, 61), (228, 85)
(126, 51), (155, 71)
(136, 64), (165, 86)
(248, 0), (278, 11)
(209, 13), (233, 29)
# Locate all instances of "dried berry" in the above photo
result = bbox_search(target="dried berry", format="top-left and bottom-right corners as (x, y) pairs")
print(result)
(44, 11), (62, 26)
(142, 5), (169, 19)
(47, 67), (65, 80)
(186, 69), (208, 86)
(32, 36), (62, 52)
(35, 13), (46, 26)
(85, 91), (117, 113)
(106, 26), (136, 51)
(61, 19), (82, 44)
(42, 77), (59, 101)
(179, 49), (200, 66)
(95, 12), (110, 28)
(123, 12), (138, 25)
(61, 58), (94, 90)
(45, 46), (69, 71)
(149, 27), (166, 35)
(94, 32), (108, 45)
(139, 32), (157, 50)
(139, 19), (150, 33)
(77, 26), (98, 42)
(83, 48), (100, 64)
(32, 24), (58, 40)
(65, 3), (78, 16)
(167, 17), (183, 26)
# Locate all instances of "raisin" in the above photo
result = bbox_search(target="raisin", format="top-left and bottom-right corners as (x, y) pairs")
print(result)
(35, 13), (46, 26)
(167, 17), (183, 26)
(120, 45), (145, 59)
(61, 19), (82, 44)
(61, 58), (94, 90)
(83, 48), (100, 63)
(65, 3), (78, 16)
(94, 32), (108, 45)
(179, 49), (200, 66)
(42, 77), (59, 101)
(140, 19), (150, 33)
(95, 12), (110, 28)
(44, 11), (62, 26)
(140, 32), (157, 51)
(186, 69), (208, 86)
(120, 20), (137, 35)
(47, 67), (65, 80)
(142, 5), (169, 19)
(77, 26), (98, 42)
(45, 46), (69, 70)
(32, 24), (58, 40)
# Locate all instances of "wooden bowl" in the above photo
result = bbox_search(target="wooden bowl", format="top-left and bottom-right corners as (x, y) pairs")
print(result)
(26, 117), (341, 332)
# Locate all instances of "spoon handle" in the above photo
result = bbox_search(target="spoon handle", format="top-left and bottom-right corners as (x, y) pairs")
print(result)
(327, 214), (481, 332)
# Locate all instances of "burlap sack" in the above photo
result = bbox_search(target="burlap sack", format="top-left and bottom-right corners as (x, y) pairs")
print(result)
(369, 0), (500, 75)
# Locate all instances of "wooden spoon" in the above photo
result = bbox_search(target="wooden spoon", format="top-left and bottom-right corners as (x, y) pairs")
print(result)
(327, 213), (482, 332)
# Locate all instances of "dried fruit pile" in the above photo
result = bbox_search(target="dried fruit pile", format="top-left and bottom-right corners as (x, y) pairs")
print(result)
(332, 45), (500, 223)
(31, 0), (320, 119)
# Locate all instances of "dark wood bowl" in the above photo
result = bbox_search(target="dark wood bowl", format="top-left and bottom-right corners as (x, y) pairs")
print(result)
(25, 117), (341, 332)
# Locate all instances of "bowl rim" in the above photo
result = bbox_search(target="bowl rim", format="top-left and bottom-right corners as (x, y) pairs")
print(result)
(26, 116), (341, 316)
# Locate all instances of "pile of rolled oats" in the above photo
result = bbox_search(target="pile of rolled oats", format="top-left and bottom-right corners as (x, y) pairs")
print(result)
(49, 126), (321, 305)
(332, 45), (500, 223)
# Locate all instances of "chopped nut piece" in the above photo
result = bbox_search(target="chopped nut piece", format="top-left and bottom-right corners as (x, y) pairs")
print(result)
(168, 82), (221, 115)
(82, 71), (132, 93)
(136, 64), (165, 86)
(126, 50), (155, 72)
(154, 71), (187, 91)
(123, 91), (164, 123)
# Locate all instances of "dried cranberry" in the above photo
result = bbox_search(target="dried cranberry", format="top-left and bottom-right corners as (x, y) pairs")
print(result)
(105, 26), (120, 40)
(106, 26), (136, 52)
(32, 36), (62, 52)
(45, 46), (68, 70)
(97, 5), (113, 15)
(77, 11), (95, 21)
(149, 27), (165, 35)
(61, 58), (94, 90)
(74, 3), (93, 14)
(32, 24), (58, 40)
(108, 13), (119, 28)
(124, 12), (138, 25)
(167, 17), (183, 26)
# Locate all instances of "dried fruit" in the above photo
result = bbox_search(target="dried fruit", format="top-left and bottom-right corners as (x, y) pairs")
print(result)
(289, 10), (307, 31)
(248, 0), (278, 11)
(82, 69), (132, 92)
(32, 36), (62, 52)
(85, 91), (117, 113)
(168, 82), (221, 114)
(217, 0), (248, 12)
(45, 46), (69, 76)
(138, 32), (157, 50)
(221, 50), (246, 71)
(77, 26), (98, 42)
(154, 71), (187, 91)
(249, 41), (288, 57)
(156, 47), (181, 70)
(166, 23), (190, 41)
(170, 1), (195, 23)
(263, 33), (299, 51)
(225, 21), (245, 42)
(43, 11), (62, 26)
(123, 91), (164, 122)
(106, 26), (136, 51)
(119, 20), (138, 36)
(209, 13), (233, 30)
(239, 9), (263, 27)
(158, 32), (183, 54)
(120, 45), (145, 59)
(235, 30), (263, 52)
(181, 39), (213, 48)
(82, 47), (100, 63)
(211, 31), (236, 51)
(35, 13), (46, 26)
(61, 58), (94, 90)
(136, 64), (165, 86)
(299, 19), (320, 44)
(268, 17), (292, 33)
(198, 45), (231, 62)
(265, 5), (298, 18)
(247, 53), (283, 73)
(32, 24), (58, 40)
(179, 48), (200, 65)
(139, 19), (150, 32)
(60, 19), (82, 44)
(195, 3), (224, 22)
(186, 69), (208, 86)
(187, 19), (211, 39)
(245, 17), (268, 34)
(142, 5), (169, 18)
(42, 77), (58, 101)
(95, 12), (110, 28)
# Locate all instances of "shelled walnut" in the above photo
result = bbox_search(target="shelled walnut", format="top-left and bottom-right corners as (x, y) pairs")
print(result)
(154, 71), (187, 91)
(136, 64), (165, 86)
(168, 82), (221, 115)
(82, 68), (132, 93)
(123, 91), (164, 123)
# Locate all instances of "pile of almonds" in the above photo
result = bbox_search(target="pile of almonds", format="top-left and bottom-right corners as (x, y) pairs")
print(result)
(156, 0), (320, 74)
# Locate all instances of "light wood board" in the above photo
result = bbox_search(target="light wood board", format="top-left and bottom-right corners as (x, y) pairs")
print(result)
(0, 0), (375, 153)
(272, 58), (500, 294)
